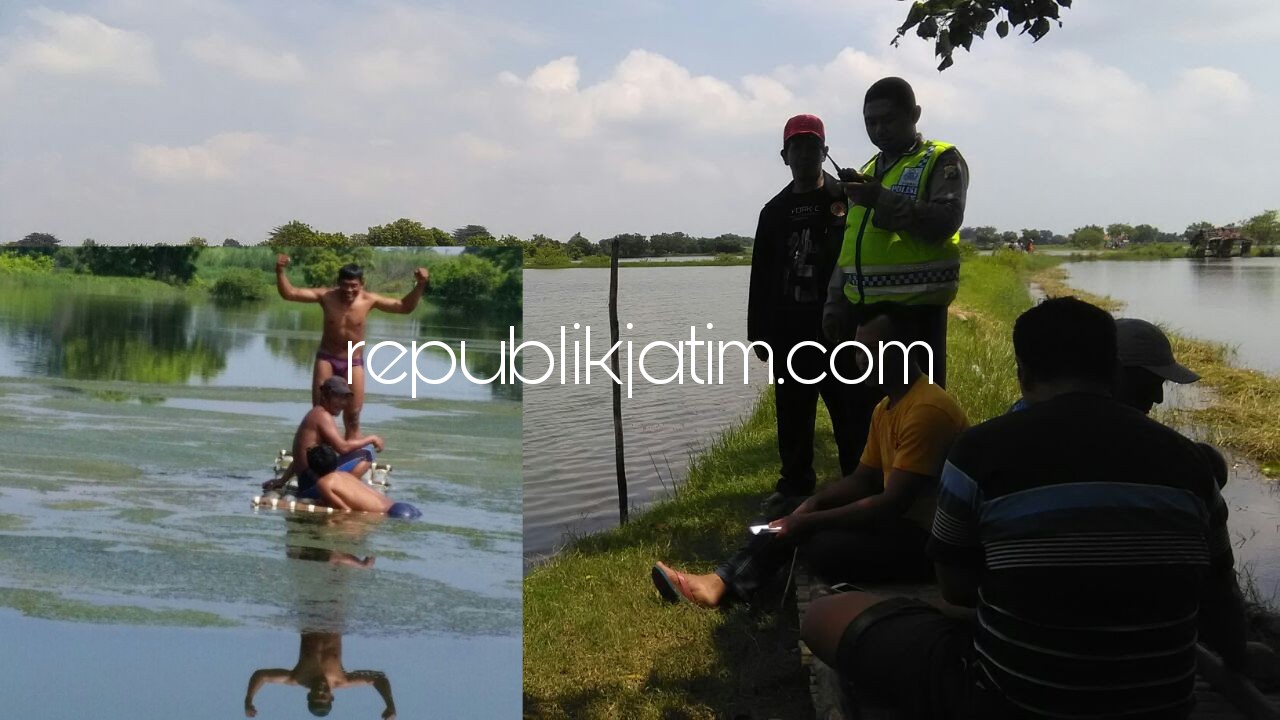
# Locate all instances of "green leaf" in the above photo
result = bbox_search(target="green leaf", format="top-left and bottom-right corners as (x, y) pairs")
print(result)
(917, 16), (938, 39)
(898, 2), (928, 33)
(937, 55), (955, 72)
(1058, 0), (1072, 6)
(1037, 0), (1060, 19)
(1030, 17), (1051, 40)
(937, 28), (953, 56)
(996, 19), (1009, 37)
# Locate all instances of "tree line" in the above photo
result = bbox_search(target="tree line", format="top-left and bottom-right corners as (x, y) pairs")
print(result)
(962, 211), (1280, 250)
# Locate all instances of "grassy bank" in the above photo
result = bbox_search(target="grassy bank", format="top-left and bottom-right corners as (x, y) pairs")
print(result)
(1033, 265), (1280, 476)
(523, 252), (1055, 719)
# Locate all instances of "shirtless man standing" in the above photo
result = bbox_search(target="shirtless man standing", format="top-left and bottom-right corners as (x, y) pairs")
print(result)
(265, 376), (385, 501)
(276, 254), (430, 439)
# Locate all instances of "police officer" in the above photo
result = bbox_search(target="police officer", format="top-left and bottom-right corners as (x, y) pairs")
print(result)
(823, 76), (969, 389)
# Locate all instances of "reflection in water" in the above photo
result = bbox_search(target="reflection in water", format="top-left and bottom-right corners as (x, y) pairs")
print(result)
(244, 516), (399, 719)
(0, 284), (522, 402)
(10, 294), (235, 383)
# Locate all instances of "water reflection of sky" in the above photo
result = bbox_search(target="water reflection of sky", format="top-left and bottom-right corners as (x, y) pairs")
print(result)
(0, 612), (520, 720)
(0, 287), (520, 403)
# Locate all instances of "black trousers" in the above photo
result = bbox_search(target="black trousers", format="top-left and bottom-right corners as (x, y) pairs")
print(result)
(714, 518), (932, 605)
(774, 340), (877, 497)
(853, 303), (948, 388)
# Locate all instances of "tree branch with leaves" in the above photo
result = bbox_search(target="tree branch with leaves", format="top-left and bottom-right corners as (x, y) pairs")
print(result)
(894, 0), (1074, 71)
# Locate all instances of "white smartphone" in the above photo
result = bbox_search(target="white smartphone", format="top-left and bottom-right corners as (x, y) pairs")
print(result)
(749, 524), (781, 535)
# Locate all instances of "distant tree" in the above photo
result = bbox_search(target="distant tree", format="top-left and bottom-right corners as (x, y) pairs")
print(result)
(222, 238), (241, 247)
(566, 232), (595, 259)
(267, 220), (319, 247)
(999, 230), (1018, 246)
(894, 0), (1073, 72)
(1106, 224), (1135, 242)
(14, 232), (59, 247)
(711, 233), (748, 254)
(1071, 225), (1106, 249)
(1244, 210), (1280, 246)
(9, 232), (61, 258)
(1183, 221), (1215, 242)
(465, 234), (499, 247)
(1019, 229), (1039, 245)
(187, 236), (208, 247)
(366, 218), (436, 247)
(649, 231), (691, 256)
(497, 234), (525, 248)
(74, 245), (200, 283)
(426, 227), (453, 246)
(452, 225), (492, 245)
(972, 226), (999, 248)
(1130, 224), (1160, 244)
(603, 233), (649, 258)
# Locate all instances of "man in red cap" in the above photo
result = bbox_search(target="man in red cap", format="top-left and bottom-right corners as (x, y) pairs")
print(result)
(749, 114), (870, 519)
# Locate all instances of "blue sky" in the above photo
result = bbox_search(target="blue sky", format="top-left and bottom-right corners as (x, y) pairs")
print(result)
(1, 0), (1276, 243)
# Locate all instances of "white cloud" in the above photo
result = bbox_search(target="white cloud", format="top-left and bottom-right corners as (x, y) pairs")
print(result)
(509, 51), (796, 138)
(1175, 67), (1251, 109)
(132, 132), (271, 181)
(185, 35), (305, 84)
(458, 133), (513, 162)
(2, 7), (158, 83)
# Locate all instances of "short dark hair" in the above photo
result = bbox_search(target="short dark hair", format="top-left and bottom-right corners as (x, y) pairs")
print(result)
(1013, 297), (1117, 386)
(337, 264), (364, 283)
(306, 444), (340, 475)
(865, 76), (916, 112)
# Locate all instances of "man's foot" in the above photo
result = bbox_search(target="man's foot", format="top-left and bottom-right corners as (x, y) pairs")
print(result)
(651, 562), (726, 608)
(761, 491), (808, 521)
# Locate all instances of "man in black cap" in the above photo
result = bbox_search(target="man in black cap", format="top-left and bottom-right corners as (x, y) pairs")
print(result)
(748, 114), (868, 519)
(1115, 318), (1229, 487)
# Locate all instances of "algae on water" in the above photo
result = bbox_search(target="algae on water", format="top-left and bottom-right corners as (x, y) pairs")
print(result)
(0, 588), (237, 627)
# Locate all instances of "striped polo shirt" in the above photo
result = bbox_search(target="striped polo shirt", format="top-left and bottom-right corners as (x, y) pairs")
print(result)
(928, 393), (1232, 719)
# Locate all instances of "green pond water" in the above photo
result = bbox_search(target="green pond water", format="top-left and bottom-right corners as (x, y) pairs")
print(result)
(0, 282), (522, 718)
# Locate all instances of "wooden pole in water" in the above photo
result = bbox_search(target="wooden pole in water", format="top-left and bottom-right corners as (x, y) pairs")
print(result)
(610, 237), (629, 524)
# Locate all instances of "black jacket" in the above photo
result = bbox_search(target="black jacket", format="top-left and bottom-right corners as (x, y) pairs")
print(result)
(747, 172), (847, 346)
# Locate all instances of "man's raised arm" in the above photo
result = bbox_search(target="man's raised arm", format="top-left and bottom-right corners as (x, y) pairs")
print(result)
(372, 268), (429, 314)
(276, 254), (324, 303)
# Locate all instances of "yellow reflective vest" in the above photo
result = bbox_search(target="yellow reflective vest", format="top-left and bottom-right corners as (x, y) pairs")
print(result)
(838, 139), (961, 307)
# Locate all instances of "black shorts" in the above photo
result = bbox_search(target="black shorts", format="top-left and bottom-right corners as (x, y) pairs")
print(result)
(835, 597), (975, 720)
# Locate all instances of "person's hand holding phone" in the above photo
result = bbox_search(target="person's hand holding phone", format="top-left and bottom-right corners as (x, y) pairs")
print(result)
(839, 168), (880, 207)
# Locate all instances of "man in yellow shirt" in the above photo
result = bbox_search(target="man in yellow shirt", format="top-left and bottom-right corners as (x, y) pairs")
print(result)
(652, 304), (968, 607)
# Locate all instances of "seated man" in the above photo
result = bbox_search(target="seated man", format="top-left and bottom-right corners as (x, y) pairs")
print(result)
(1115, 317), (1228, 487)
(265, 376), (385, 500)
(801, 297), (1247, 719)
(306, 445), (420, 519)
(652, 304), (967, 607)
